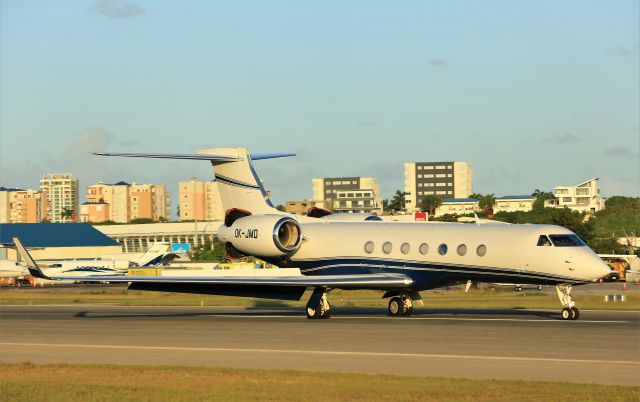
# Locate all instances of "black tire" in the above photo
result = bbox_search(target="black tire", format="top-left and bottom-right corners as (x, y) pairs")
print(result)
(388, 297), (402, 316)
(570, 307), (579, 320)
(561, 307), (572, 320)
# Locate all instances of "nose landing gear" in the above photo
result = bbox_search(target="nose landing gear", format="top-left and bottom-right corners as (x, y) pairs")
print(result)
(556, 284), (579, 320)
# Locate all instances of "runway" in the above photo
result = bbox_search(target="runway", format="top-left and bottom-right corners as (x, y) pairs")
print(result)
(1, 305), (638, 385)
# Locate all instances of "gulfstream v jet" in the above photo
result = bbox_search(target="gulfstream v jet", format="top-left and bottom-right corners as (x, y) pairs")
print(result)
(20, 148), (611, 320)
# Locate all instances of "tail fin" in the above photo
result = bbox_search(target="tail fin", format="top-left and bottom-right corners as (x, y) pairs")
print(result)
(138, 242), (172, 266)
(94, 148), (294, 215)
(12, 236), (51, 280)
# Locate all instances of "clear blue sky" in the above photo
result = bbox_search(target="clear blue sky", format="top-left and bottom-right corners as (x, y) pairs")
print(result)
(1, 1), (638, 216)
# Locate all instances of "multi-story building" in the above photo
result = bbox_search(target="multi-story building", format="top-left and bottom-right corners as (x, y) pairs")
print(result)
(178, 180), (224, 222)
(86, 181), (130, 223)
(40, 173), (79, 222)
(493, 195), (536, 213)
(0, 187), (45, 223)
(545, 178), (605, 213)
(404, 162), (472, 212)
(130, 184), (168, 221)
(312, 177), (381, 212)
(333, 189), (383, 215)
(84, 181), (169, 223)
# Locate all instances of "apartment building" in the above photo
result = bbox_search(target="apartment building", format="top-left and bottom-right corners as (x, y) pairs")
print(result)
(84, 181), (169, 223)
(178, 180), (224, 222)
(545, 178), (605, 213)
(333, 189), (383, 215)
(312, 177), (381, 213)
(404, 162), (472, 212)
(40, 173), (79, 222)
(0, 187), (45, 223)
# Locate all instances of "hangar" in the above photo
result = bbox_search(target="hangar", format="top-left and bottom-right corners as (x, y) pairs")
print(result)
(0, 223), (121, 261)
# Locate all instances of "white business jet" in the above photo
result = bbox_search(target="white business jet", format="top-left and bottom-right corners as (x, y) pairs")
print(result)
(20, 148), (611, 320)
(43, 242), (177, 277)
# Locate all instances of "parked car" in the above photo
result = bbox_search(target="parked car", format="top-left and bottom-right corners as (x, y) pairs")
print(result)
(602, 270), (620, 282)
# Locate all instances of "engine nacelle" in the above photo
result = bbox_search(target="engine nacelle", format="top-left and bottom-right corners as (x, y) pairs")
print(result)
(218, 215), (302, 257)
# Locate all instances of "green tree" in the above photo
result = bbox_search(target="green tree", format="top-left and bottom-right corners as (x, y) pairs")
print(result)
(191, 238), (226, 262)
(531, 190), (555, 210)
(420, 195), (443, 217)
(386, 190), (408, 212)
(60, 207), (75, 222)
(275, 204), (285, 212)
(470, 193), (496, 211)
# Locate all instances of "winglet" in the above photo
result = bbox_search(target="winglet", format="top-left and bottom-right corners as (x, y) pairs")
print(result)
(13, 236), (52, 280)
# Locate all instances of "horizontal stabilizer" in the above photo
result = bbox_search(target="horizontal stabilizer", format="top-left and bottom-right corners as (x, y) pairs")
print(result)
(250, 153), (296, 160)
(93, 152), (240, 163)
(93, 152), (296, 162)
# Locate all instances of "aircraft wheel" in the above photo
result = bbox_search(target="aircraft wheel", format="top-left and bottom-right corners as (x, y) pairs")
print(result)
(570, 307), (580, 320)
(306, 300), (329, 319)
(561, 307), (572, 320)
(388, 297), (405, 316)
(403, 306), (413, 317)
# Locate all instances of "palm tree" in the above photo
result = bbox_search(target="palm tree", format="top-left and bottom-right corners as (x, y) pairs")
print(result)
(420, 195), (443, 217)
(60, 207), (75, 222)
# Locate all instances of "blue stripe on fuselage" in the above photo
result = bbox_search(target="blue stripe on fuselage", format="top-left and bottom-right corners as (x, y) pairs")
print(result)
(282, 257), (586, 288)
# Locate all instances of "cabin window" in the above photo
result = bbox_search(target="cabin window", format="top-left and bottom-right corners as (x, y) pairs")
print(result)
(438, 244), (448, 255)
(382, 242), (393, 254)
(549, 234), (586, 247)
(457, 244), (467, 256)
(364, 241), (374, 253)
(401, 243), (410, 254)
(476, 244), (487, 257)
(419, 243), (429, 255)
(537, 235), (552, 247)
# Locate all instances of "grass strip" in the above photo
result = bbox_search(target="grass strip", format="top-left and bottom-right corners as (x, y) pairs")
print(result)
(1, 363), (638, 402)
(1, 286), (638, 310)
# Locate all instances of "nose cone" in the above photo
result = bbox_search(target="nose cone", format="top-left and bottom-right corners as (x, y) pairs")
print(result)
(592, 258), (613, 281)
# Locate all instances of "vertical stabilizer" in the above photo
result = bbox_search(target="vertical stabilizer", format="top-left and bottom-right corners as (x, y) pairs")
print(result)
(138, 243), (172, 266)
(197, 147), (282, 215)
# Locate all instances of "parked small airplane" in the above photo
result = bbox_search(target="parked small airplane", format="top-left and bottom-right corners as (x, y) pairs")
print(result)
(21, 148), (611, 320)
(0, 258), (28, 280)
(43, 242), (178, 277)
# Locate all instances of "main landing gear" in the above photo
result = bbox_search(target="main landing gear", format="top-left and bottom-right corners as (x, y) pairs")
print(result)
(306, 288), (331, 319)
(387, 291), (420, 317)
(556, 284), (579, 320)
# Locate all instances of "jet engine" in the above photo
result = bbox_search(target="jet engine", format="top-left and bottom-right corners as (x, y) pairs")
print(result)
(218, 215), (302, 258)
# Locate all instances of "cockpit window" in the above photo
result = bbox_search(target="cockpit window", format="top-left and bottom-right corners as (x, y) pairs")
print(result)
(549, 234), (586, 247)
(537, 235), (552, 247)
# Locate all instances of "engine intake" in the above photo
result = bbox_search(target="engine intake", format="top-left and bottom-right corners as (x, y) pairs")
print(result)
(218, 215), (302, 258)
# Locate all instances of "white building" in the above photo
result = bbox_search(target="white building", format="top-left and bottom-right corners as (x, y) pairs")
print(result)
(404, 161), (472, 212)
(94, 221), (220, 253)
(333, 189), (383, 215)
(493, 195), (536, 213)
(545, 178), (605, 213)
(40, 173), (79, 222)
(312, 177), (381, 213)
(434, 198), (480, 217)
